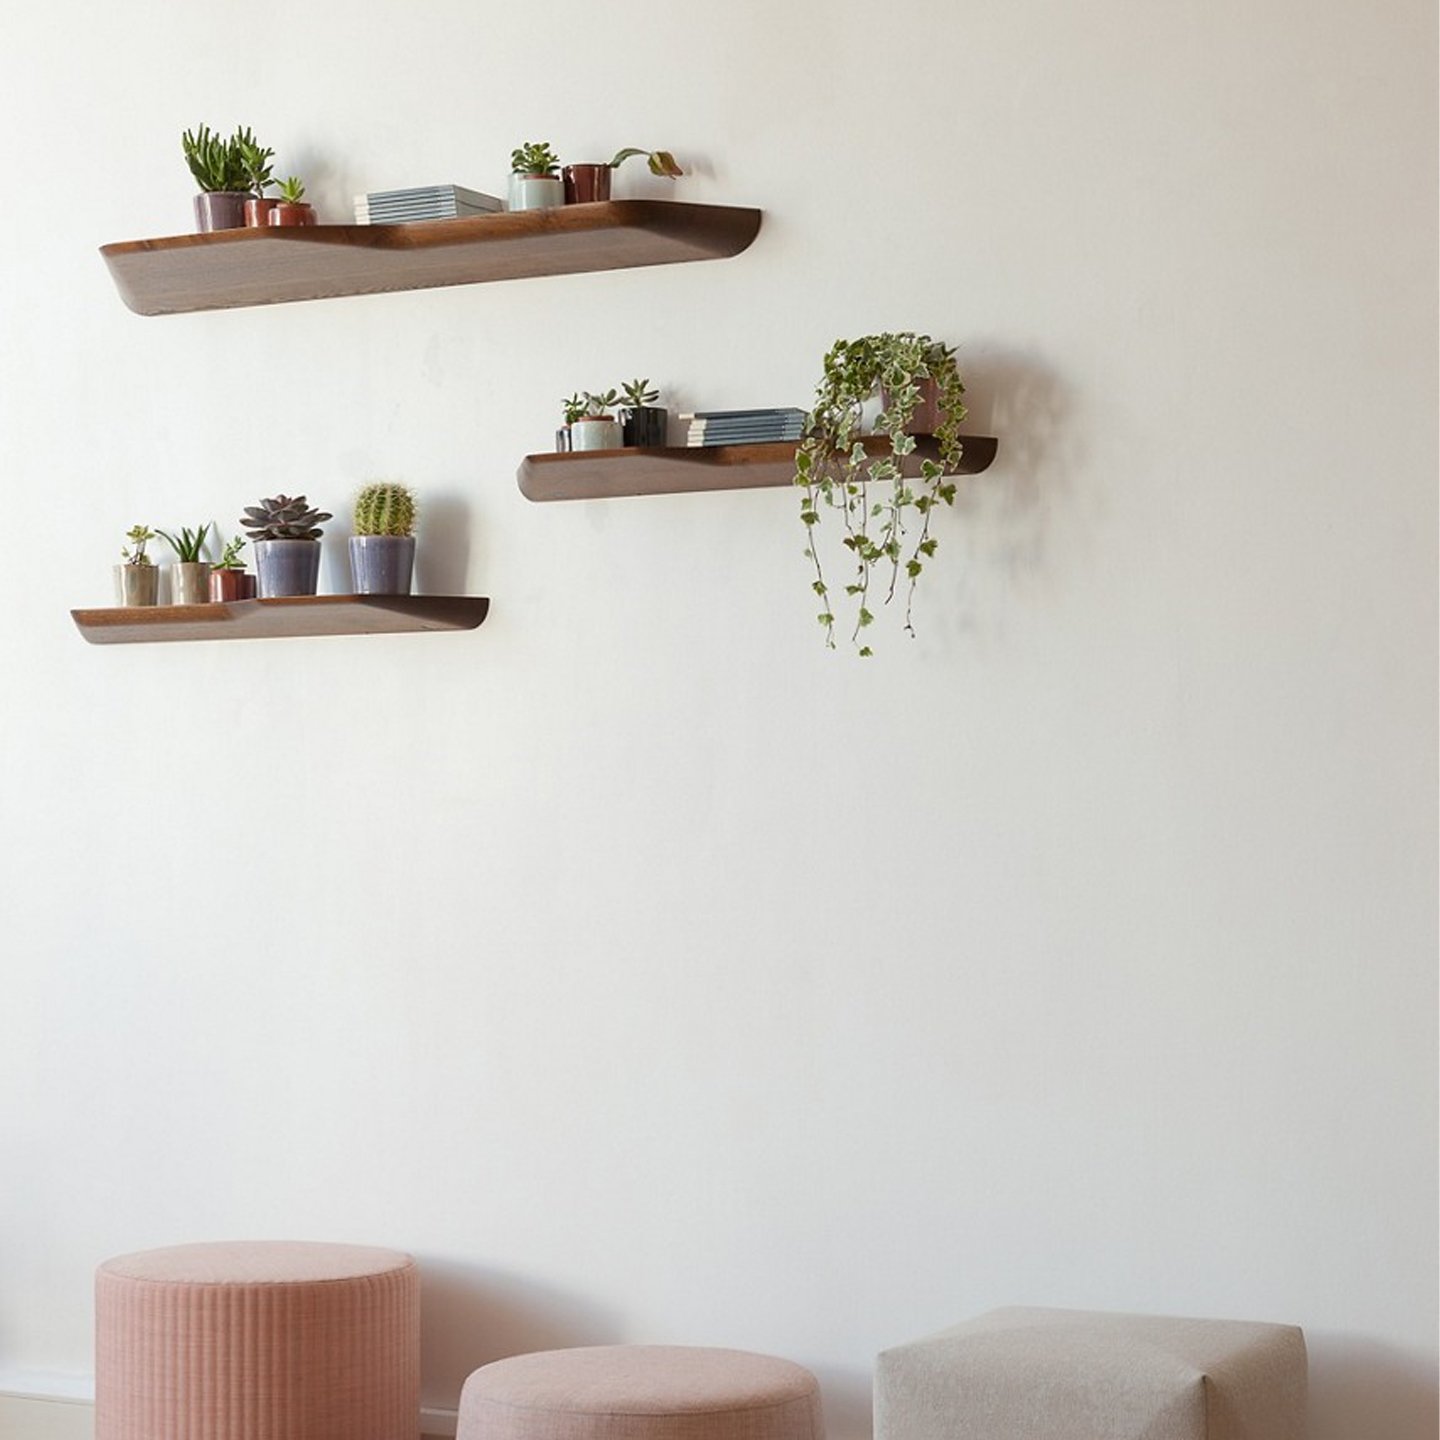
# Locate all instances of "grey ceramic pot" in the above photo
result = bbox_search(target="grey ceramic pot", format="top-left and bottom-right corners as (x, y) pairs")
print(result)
(194, 191), (248, 232)
(349, 535), (415, 595)
(114, 564), (159, 606)
(254, 539), (322, 597)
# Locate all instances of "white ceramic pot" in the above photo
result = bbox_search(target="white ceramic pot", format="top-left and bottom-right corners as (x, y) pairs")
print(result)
(508, 175), (563, 211)
(569, 417), (623, 451)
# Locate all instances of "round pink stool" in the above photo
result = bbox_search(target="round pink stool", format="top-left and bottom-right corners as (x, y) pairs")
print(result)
(95, 1240), (419, 1440)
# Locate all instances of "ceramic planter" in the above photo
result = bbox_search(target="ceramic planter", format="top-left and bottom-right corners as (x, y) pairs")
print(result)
(114, 564), (159, 606)
(508, 175), (563, 211)
(209, 569), (257, 602)
(562, 164), (612, 204)
(268, 202), (317, 227)
(349, 535), (416, 596)
(194, 191), (248, 232)
(244, 197), (279, 227)
(622, 406), (668, 447)
(254, 539), (322, 597)
(569, 417), (623, 451)
(170, 562), (212, 604)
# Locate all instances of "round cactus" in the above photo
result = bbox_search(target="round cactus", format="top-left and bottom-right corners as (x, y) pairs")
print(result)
(353, 482), (417, 538)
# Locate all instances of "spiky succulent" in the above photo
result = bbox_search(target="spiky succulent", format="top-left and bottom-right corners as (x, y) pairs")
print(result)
(181, 124), (250, 193)
(233, 127), (274, 197)
(157, 522), (212, 563)
(241, 494), (332, 541)
(353, 482), (417, 538)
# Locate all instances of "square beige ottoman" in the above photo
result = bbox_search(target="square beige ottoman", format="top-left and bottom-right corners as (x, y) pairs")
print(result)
(876, 1307), (1306, 1440)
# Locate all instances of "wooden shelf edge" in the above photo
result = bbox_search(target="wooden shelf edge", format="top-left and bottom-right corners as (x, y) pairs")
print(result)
(71, 595), (490, 645)
(517, 435), (999, 502)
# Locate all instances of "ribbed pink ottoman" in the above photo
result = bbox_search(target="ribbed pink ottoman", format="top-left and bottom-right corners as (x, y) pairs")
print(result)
(459, 1346), (824, 1440)
(95, 1240), (419, 1440)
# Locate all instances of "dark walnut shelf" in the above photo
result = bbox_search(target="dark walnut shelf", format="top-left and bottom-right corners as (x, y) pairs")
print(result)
(71, 595), (490, 645)
(100, 201), (763, 315)
(517, 434), (999, 502)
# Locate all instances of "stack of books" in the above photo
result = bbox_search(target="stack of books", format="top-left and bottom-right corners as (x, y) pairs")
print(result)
(682, 408), (807, 448)
(353, 184), (505, 224)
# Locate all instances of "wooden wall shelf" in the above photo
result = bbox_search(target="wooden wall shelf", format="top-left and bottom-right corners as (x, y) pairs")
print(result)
(100, 201), (763, 315)
(71, 595), (489, 645)
(517, 434), (999, 502)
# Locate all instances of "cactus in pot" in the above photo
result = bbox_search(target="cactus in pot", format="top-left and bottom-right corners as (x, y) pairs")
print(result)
(349, 482), (417, 595)
(241, 494), (332, 597)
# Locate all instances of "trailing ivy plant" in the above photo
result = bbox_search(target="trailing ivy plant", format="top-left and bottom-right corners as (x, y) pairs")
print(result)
(794, 332), (967, 655)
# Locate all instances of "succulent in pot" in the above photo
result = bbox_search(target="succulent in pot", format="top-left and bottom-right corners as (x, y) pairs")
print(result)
(619, 377), (667, 447)
(349, 482), (418, 595)
(157, 522), (214, 605)
(569, 390), (623, 452)
(209, 534), (256, 601)
(235, 127), (278, 227)
(509, 141), (563, 211)
(115, 524), (159, 606)
(268, 175), (316, 226)
(182, 124), (252, 232)
(562, 147), (683, 204)
(241, 494), (332, 597)
(556, 392), (588, 452)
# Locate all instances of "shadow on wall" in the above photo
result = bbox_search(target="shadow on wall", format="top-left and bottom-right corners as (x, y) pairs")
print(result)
(414, 493), (475, 597)
(418, 1259), (619, 1410)
(1305, 1332), (1439, 1440)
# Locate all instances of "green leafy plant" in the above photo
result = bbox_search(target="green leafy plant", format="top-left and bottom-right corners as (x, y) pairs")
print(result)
(240, 495), (332, 541)
(561, 393), (588, 425)
(511, 141), (560, 177)
(156, 523), (212, 563)
(354, 482), (417, 538)
(620, 378), (660, 410)
(234, 128), (274, 197)
(181, 124), (250, 193)
(120, 524), (156, 566)
(582, 389), (620, 418)
(213, 535), (248, 570)
(276, 175), (307, 204)
(609, 147), (683, 178)
(795, 332), (968, 655)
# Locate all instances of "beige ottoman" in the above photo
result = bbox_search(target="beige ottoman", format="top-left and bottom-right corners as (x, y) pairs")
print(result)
(95, 1240), (419, 1440)
(876, 1307), (1306, 1440)
(458, 1345), (824, 1440)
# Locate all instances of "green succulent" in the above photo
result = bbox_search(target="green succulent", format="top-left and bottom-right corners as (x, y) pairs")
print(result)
(582, 389), (620, 417)
(213, 535), (248, 570)
(609, 147), (683, 178)
(157, 523), (212, 564)
(240, 494), (332, 541)
(121, 524), (156, 566)
(620, 378), (660, 409)
(511, 141), (560, 176)
(276, 175), (307, 204)
(562, 392), (587, 425)
(181, 124), (250, 193)
(353, 482), (417, 538)
(233, 128), (274, 197)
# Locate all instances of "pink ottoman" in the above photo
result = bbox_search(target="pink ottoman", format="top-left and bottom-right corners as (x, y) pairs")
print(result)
(458, 1345), (825, 1440)
(95, 1240), (419, 1440)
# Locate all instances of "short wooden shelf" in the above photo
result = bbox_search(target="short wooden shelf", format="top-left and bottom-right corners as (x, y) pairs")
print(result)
(517, 434), (999, 502)
(71, 594), (490, 645)
(100, 201), (763, 315)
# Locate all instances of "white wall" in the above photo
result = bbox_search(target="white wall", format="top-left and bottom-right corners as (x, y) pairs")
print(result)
(0, 2), (1434, 1438)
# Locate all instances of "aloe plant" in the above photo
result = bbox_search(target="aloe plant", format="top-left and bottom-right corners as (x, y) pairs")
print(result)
(353, 482), (417, 538)
(181, 125), (250, 193)
(120, 524), (156, 566)
(609, 147), (683, 178)
(276, 175), (307, 204)
(240, 495), (332, 541)
(157, 523), (212, 563)
(511, 141), (560, 176)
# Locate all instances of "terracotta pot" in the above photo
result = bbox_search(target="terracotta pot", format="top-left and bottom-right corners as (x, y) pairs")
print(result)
(268, 202), (317, 227)
(244, 197), (279, 227)
(210, 569), (257, 602)
(114, 564), (159, 606)
(562, 164), (612, 204)
(194, 191), (248, 232)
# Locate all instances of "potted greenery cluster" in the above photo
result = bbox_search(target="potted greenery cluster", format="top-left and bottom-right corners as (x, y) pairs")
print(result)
(182, 124), (253, 232)
(240, 494), (333, 597)
(209, 534), (256, 601)
(115, 525), (159, 606)
(795, 332), (968, 655)
(350, 482), (417, 594)
(157, 523), (213, 604)
(509, 142), (563, 211)
(557, 380), (668, 451)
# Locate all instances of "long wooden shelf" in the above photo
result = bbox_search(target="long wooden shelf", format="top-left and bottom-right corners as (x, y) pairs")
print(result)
(71, 594), (489, 644)
(517, 434), (999, 502)
(101, 201), (762, 315)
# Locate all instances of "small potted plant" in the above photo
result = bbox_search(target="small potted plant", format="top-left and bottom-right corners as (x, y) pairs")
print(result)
(157, 523), (213, 605)
(209, 534), (256, 601)
(794, 332), (969, 655)
(349, 482), (418, 595)
(562, 147), (683, 204)
(268, 176), (317, 226)
(556, 393), (588, 452)
(569, 390), (622, 451)
(182, 124), (251, 232)
(240, 495), (332, 597)
(115, 525), (159, 606)
(509, 142), (563, 211)
(619, 378), (667, 447)
(235, 127), (277, 227)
